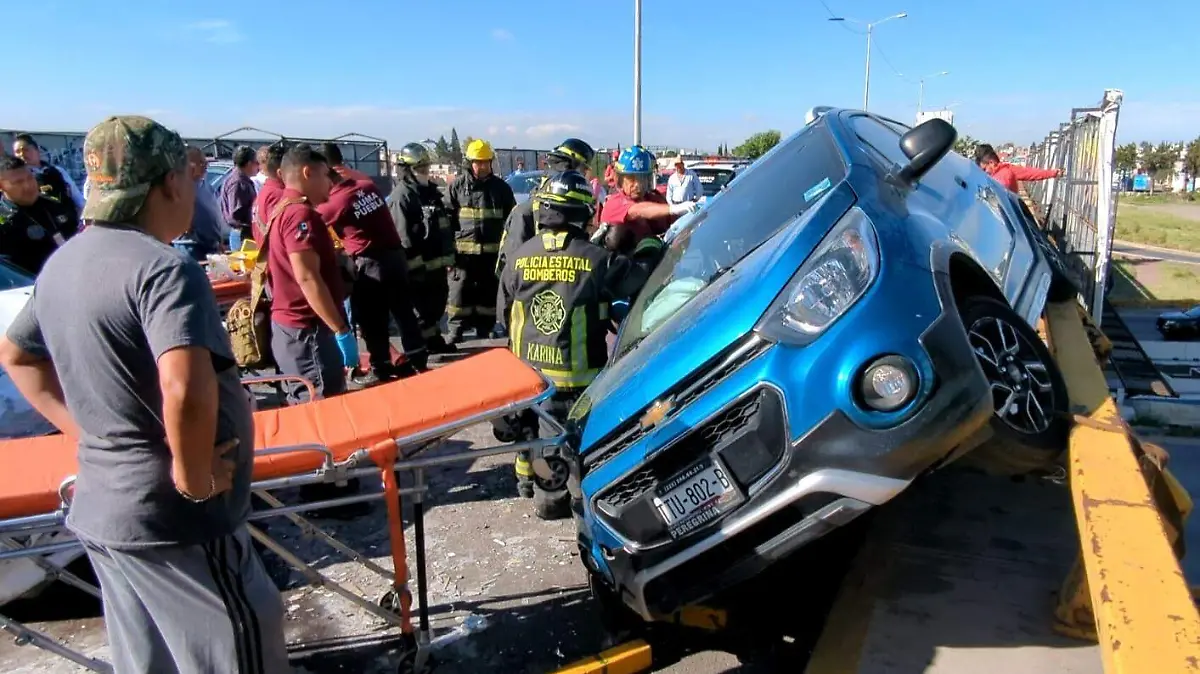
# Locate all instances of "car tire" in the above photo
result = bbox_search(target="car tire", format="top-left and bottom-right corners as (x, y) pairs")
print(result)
(960, 295), (1070, 457)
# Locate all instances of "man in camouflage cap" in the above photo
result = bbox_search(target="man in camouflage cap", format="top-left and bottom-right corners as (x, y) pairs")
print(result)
(0, 116), (289, 673)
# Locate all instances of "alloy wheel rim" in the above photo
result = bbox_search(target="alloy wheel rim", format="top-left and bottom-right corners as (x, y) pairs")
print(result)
(968, 315), (1056, 435)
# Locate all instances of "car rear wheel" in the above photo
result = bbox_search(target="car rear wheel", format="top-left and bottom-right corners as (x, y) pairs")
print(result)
(961, 296), (1070, 457)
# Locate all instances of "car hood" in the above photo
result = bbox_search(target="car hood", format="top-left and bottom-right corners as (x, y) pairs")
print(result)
(576, 183), (856, 452)
(1159, 311), (1192, 321)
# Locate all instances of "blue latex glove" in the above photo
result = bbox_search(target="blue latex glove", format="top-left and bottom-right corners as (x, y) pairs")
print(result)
(334, 331), (360, 369)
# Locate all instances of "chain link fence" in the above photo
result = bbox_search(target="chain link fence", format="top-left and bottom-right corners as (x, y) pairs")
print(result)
(1024, 89), (1123, 324)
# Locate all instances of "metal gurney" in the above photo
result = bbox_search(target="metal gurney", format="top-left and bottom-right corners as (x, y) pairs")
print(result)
(0, 348), (564, 673)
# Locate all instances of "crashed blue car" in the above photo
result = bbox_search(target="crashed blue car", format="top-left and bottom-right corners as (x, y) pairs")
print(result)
(563, 108), (1075, 622)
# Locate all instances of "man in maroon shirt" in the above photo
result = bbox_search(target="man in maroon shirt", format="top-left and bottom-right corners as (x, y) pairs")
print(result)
(251, 142), (288, 243)
(317, 143), (426, 379)
(266, 145), (358, 404)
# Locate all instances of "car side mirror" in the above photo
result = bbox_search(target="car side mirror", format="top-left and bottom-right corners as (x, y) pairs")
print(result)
(896, 118), (957, 184)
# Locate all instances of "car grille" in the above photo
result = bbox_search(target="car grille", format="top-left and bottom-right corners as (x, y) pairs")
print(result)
(594, 386), (789, 547)
(603, 392), (765, 509)
(582, 335), (770, 474)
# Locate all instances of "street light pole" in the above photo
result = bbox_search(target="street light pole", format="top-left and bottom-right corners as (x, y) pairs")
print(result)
(633, 0), (642, 146)
(916, 71), (949, 115)
(828, 12), (907, 113)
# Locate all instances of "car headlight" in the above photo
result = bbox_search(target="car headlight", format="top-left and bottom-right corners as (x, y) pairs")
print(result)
(758, 207), (879, 344)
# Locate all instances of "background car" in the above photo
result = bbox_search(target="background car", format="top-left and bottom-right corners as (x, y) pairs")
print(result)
(206, 160), (234, 189)
(565, 110), (1071, 624)
(0, 258), (55, 440)
(506, 170), (546, 205)
(1156, 305), (1200, 340)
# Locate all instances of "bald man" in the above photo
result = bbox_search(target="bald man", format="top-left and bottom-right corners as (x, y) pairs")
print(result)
(172, 147), (226, 260)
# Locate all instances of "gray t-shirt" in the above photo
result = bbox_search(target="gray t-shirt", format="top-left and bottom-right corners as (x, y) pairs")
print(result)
(6, 223), (254, 550)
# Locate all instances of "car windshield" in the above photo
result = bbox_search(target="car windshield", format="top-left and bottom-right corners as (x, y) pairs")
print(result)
(0, 258), (34, 290)
(692, 168), (737, 197)
(506, 171), (545, 195)
(1187, 305), (1200, 317)
(612, 120), (845, 360)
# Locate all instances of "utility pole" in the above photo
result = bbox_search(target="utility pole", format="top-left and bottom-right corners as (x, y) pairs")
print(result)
(633, 0), (643, 146)
(916, 71), (950, 116)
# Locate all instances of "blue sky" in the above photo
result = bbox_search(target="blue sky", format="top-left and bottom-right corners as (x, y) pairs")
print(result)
(8, 0), (1198, 150)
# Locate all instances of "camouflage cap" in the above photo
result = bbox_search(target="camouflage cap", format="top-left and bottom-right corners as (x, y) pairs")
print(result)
(81, 115), (187, 223)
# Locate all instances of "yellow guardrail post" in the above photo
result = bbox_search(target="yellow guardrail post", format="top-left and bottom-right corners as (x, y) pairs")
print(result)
(1044, 299), (1200, 671)
(549, 640), (652, 674)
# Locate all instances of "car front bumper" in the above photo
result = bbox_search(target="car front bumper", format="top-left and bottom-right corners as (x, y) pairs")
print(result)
(575, 270), (994, 621)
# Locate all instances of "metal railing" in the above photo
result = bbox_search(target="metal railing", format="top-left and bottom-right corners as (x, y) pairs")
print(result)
(1024, 89), (1123, 324)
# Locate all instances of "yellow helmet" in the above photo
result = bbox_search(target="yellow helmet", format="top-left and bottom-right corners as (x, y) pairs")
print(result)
(464, 139), (495, 162)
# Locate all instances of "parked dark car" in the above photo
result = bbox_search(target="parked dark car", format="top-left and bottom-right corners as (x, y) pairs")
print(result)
(1156, 305), (1200, 340)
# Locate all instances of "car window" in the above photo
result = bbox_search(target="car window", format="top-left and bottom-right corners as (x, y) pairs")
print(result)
(692, 168), (737, 197)
(849, 115), (909, 167)
(506, 172), (545, 194)
(1187, 305), (1200, 317)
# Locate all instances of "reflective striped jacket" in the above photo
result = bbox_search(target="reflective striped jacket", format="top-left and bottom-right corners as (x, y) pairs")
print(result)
(447, 171), (516, 254)
(500, 226), (662, 391)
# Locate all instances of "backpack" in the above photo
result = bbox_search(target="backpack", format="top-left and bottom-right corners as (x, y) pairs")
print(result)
(227, 196), (306, 369)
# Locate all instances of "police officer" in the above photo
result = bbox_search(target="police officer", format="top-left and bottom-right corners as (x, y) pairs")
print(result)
(499, 170), (664, 518)
(495, 138), (596, 282)
(0, 155), (79, 275)
(11, 134), (85, 225)
(388, 143), (457, 354)
(446, 139), (516, 342)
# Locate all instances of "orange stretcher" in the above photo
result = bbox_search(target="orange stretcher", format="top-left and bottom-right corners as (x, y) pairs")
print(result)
(211, 276), (251, 308)
(0, 349), (565, 674)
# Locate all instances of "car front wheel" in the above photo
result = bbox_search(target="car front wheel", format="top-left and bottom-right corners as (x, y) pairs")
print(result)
(961, 296), (1070, 457)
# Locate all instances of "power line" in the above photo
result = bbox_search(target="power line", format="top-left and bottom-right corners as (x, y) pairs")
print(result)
(816, 0), (866, 34)
(868, 34), (906, 78)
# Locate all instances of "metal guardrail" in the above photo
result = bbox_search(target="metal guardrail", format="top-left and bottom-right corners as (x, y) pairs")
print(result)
(1044, 299), (1200, 672)
(1025, 89), (1123, 326)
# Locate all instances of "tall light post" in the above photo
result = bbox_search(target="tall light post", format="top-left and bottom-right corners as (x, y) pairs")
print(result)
(828, 12), (907, 112)
(633, 0), (643, 145)
(916, 71), (950, 115)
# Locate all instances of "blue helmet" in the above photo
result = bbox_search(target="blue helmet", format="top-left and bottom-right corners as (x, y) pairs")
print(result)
(614, 145), (655, 175)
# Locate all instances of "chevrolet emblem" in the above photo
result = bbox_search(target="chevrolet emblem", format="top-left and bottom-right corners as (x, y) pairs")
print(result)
(639, 398), (676, 430)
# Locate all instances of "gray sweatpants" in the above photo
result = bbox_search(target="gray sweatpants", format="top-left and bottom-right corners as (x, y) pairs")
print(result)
(270, 321), (346, 405)
(82, 527), (290, 674)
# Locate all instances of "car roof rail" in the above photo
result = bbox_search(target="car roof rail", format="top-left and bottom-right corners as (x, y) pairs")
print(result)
(805, 106), (835, 125)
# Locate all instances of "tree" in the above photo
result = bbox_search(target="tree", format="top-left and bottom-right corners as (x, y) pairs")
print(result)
(953, 134), (980, 158)
(1143, 142), (1178, 193)
(732, 130), (781, 160)
(1182, 137), (1200, 198)
(1114, 143), (1138, 177)
(434, 135), (450, 162)
(449, 128), (463, 165)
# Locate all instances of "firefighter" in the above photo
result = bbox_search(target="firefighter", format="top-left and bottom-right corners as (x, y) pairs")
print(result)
(495, 138), (596, 281)
(446, 139), (516, 342)
(388, 142), (456, 354)
(499, 170), (664, 518)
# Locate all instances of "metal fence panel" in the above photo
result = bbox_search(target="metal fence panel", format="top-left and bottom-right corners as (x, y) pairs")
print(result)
(1024, 89), (1123, 325)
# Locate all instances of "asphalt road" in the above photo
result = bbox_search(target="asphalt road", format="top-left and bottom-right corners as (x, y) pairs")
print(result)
(1115, 306), (1172, 343)
(1112, 240), (1200, 265)
(0, 338), (862, 674)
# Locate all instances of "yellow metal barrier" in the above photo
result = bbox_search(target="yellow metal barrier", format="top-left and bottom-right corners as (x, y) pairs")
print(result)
(1044, 300), (1200, 672)
(550, 640), (652, 674)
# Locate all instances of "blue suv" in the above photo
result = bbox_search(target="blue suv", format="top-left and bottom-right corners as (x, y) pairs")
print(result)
(560, 109), (1074, 622)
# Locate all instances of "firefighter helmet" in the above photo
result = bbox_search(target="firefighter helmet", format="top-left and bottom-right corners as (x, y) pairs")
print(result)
(547, 138), (596, 169)
(398, 142), (431, 167)
(535, 170), (595, 228)
(464, 139), (495, 161)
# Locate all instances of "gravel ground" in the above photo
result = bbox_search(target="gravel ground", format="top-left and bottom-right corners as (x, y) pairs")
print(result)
(0, 340), (862, 673)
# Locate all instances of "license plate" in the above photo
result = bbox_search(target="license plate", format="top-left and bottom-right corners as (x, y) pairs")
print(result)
(652, 458), (741, 539)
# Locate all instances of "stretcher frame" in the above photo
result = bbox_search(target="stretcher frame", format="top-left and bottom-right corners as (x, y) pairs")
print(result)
(0, 367), (565, 674)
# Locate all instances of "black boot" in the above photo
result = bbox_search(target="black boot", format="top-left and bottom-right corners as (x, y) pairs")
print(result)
(533, 486), (571, 520)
